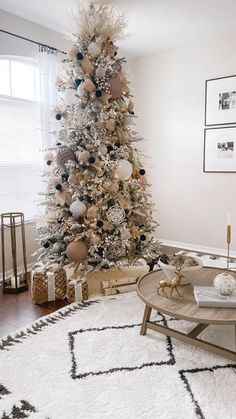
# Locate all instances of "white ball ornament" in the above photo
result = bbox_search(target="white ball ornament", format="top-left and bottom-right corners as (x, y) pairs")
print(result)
(63, 88), (79, 105)
(114, 159), (133, 181)
(98, 144), (107, 156)
(58, 129), (67, 141)
(120, 228), (131, 240)
(95, 64), (107, 79)
(70, 200), (87, 218)
(214, 272), (236, 295)
(88, 42), (102, 58)
(52, 243), (61, 253)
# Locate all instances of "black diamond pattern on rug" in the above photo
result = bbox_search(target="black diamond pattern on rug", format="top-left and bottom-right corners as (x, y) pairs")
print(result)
(179, 363), (236, 419)
(69, 318), (175, 380)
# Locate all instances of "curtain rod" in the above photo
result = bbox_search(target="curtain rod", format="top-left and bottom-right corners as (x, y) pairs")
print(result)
(0, 29), (67, 55)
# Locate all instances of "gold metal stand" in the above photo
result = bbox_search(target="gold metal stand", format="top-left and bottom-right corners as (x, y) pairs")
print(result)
(226, 224), (231, 271)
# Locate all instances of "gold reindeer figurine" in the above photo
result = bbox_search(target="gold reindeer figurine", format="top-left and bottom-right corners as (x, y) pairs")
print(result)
(157, 261), (184, 298)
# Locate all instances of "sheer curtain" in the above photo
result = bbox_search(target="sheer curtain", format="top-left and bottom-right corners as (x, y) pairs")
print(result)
(38, 49), (63, 150)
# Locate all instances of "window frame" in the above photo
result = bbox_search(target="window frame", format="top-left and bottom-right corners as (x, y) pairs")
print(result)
(0, 55), (39, 103)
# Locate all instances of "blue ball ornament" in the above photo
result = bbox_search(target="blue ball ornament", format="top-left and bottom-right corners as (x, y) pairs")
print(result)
(75, 78), (82, 87)
(95, 89), (102, 97)
(55, 113), (62, 121)
(55, 184), (62, 191)
(76, 52), (84, 61)
(88, 156), (96, 164)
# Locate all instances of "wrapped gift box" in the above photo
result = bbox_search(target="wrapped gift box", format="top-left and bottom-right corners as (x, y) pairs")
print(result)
(101, 275), (140, 296)
(31, 265), (67, 304)
(67, 277), (89, 303)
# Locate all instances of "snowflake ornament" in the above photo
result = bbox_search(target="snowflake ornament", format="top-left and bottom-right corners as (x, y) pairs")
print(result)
(107, 204), (125, 226)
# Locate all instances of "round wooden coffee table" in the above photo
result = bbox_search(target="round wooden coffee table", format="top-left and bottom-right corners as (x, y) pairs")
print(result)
(137, 267), (236, 361)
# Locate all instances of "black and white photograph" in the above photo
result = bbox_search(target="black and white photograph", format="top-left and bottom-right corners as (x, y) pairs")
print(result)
(205, 75), (236, 125)
(219, 92), (236, 110)
(217, 141), (234, 158)
(204, 127), (236, 172)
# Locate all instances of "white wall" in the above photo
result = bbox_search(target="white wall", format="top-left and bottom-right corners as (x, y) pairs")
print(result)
(129, 36), (236, 253)
(0, 11), (71, 273)
(0, 10), (71, 54)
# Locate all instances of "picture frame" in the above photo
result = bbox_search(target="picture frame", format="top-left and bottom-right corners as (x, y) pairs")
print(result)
(205, 75), (236, 126)
(204, 126), (236, 173)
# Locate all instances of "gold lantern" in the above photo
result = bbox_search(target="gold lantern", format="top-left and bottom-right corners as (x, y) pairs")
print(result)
(1, 212), (29, 293)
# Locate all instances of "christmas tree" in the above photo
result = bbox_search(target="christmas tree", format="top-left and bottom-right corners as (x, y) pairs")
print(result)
(36, 2), (160, 274)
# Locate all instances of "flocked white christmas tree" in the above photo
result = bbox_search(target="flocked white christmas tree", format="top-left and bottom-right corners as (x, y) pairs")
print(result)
(36, 1), (160, 274)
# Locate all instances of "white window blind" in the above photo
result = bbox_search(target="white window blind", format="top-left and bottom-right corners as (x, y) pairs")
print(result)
(0, 56), (42, 221)
(0, 97), (42, 220)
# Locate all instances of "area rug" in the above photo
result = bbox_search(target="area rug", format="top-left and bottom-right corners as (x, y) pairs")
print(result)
(0, 293), (235, 419)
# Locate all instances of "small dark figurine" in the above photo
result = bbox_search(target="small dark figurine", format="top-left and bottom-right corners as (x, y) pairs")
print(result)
(147, 254), (170, 271)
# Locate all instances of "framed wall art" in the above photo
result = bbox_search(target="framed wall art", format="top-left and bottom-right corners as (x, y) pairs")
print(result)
(203, 126), (236, 173)
(205, 75), (236, 126)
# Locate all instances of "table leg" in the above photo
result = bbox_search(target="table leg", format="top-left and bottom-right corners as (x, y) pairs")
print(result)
(235, 325), (236, 351)
(140, 305), (152, 336)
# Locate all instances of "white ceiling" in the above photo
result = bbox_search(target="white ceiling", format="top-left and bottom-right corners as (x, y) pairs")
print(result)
(1, 0), (236, 57)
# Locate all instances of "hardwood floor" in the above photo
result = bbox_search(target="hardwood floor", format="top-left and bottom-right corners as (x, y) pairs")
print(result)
(0, 245), (182, 339)
(0, 286), (68, 338)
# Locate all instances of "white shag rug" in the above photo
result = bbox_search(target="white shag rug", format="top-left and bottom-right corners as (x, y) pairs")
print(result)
(0, 292), (236, 419)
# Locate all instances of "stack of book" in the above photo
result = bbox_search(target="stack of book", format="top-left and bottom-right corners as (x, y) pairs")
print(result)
(194, 286), (236, 308)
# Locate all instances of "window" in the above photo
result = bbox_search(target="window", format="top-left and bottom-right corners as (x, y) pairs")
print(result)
(0, 57), (42, 220)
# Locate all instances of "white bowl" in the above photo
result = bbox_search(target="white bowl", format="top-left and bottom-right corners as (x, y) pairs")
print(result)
(159, 257), (203, 285)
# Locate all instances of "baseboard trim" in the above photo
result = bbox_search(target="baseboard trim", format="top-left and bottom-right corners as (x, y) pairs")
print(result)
(160, 239), (236, 258)
(0, 263), (33, 283)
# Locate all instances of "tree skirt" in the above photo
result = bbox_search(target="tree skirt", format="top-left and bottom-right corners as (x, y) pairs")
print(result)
(0, 293), (235, 419)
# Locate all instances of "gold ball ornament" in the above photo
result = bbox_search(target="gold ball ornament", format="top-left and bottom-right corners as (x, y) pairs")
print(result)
(66, 241), (88, 262)
(131, 225), (140, 238)
(139, 176), (147, 188)
(103, 180), (112, 190)
(103, 220), (113, 231)
(119, 197), (130, 209)
(110, 182), (119, 194)
(93, 160), (102, 171)
(107, 77), (123, 100)
(98, 144), (107, 156)
(87, 205), (99, 219)
(90, 233), (101, 245)
(106, 119), (116, 131)
(79, 150), (90, 163)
